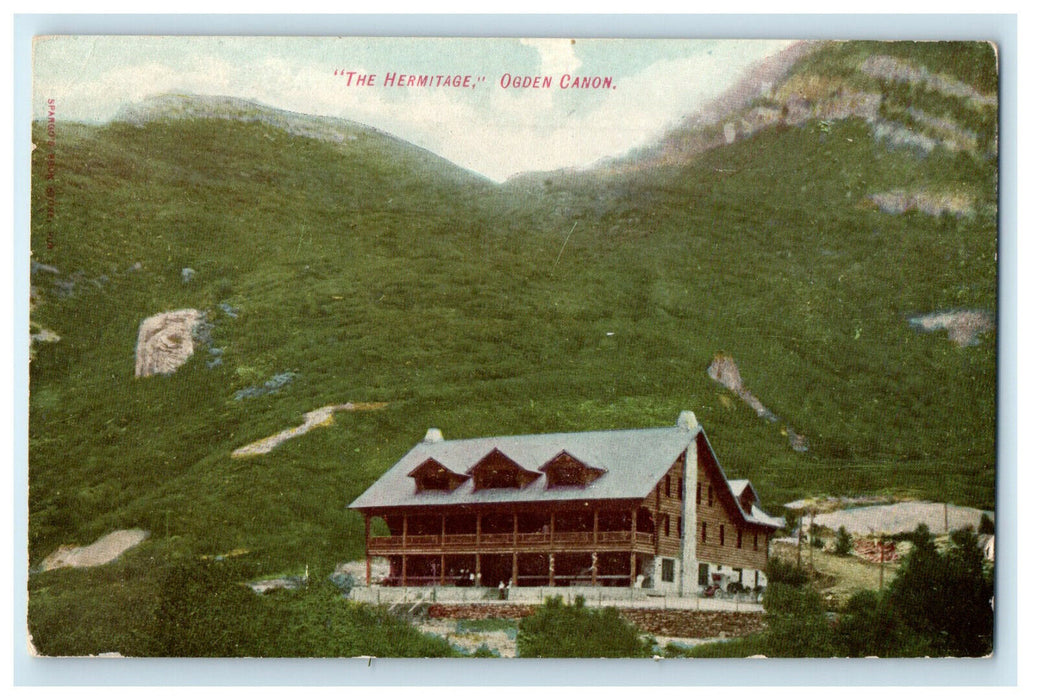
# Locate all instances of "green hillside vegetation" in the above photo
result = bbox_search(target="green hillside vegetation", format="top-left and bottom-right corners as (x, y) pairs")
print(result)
(28, 41), (997, 656)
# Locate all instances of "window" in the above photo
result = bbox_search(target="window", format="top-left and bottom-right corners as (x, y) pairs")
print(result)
(753, 533), (759, 551)
(678, 480), (684, 500)
(409, 458), (467, 493)
(700, 522), (707, 543)
(737, 529), (743, 549)
(708, 485), (713, 506)
(661, 559), (675, 583)
(720, 524), (725, 546)
(471, 449), (539, 490)
(696, 483), (702, 504)
(678, 516), (683, 536)
(541, 451), (604, 488)
(665, 475), (671, 497)
(663, 515), (670, 537)
(699, 563), (709, 586)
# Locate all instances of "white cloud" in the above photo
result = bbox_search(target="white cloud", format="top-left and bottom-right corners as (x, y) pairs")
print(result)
(519, 38), (582, 77)
(32, 38), (795, 181)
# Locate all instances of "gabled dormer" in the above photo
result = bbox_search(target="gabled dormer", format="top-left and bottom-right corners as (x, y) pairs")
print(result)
(540, 451), (605, 488)
(468, 448), (540, 490)
(728, 479), (760, 514)
(408, 458), (468, 493)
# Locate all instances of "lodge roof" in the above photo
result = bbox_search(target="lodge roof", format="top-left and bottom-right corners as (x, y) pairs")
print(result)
(349, 413), (783, 530)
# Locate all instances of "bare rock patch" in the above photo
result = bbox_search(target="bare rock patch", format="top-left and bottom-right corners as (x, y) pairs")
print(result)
(909, 310), (993, 346)
(232, 402), (389, 458)
(39, 529), (149, 571)
(135, 309), (203, 377)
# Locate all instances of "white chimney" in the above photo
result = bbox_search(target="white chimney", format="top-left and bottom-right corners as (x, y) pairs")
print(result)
(423, 428), (444, 443)
(676, 411), (699, 431)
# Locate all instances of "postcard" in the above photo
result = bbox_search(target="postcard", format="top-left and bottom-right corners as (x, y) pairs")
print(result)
(28, 35), (998, 661)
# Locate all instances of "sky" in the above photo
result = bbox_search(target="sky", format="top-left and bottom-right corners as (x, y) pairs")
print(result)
(32, 36), (795, 181)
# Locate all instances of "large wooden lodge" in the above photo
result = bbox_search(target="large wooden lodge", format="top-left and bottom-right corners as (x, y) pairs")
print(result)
(349, 411), (783, 596)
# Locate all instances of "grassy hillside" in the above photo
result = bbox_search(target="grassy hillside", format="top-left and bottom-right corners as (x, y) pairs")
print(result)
(28, 41), (997, 656)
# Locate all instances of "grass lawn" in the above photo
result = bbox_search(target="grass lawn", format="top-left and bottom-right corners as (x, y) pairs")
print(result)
(772, 541), (885, 607)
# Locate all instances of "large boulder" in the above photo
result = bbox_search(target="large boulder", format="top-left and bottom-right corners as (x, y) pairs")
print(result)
(135, 309), (203, 377)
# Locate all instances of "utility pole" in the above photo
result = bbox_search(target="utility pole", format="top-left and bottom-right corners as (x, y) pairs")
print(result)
(877, 534), (884, 589)
(796, 512), (803, 569)
(808, 509), (815, 573)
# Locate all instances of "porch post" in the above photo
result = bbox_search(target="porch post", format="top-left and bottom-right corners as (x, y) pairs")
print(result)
(549, 512), (555, 545)
(548, 552), (555, 587)
(591, 551), (598, 586)
(512, 511), (519, 586)
(401, 514), (408, 587)
(440, 553), (446, 586)
(593, 509), (599, 544)
(364, 515), (371, 586)
(630, 506), (638, 587)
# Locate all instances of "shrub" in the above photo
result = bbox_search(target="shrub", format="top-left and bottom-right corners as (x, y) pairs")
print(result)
(517, 596), (654, 658)
(979, 513), (995, 535)
(766, 557), (808, 587)
(834, 526), (854, 556)
(762, 583), (835, 657)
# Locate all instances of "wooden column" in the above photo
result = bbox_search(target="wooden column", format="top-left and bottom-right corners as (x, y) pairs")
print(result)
(548, 553), (555, 587)
(401, 514), (408, 587)
(630, 507), (638, 587)
(591, 551), (598, 586)
(593, 509), (599, 544)
(549, 512), (555, 545)
(512, 512), (519, 586)
(475, 513), (482, 587)
(440, 554), (446, 586)
(364, 515), (371, 586)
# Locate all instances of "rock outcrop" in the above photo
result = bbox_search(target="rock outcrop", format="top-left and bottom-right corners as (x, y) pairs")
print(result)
(909, 310), (994, 347)
(134, 309), (203, 377)
(232, 402), (389, 458)
(707, 353), (777, 422)
(39, 529), (149, 571)
(708, 353), (809, 453)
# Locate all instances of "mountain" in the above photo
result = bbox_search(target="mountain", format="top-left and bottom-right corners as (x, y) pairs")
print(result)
(28, 40), (997, 655)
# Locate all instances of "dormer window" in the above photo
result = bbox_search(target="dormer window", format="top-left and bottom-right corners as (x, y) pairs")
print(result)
(738, 489), (756, 513)
(540, 451), (605, 488)
(408, 458), (468, 493)
(469, 448), (540, 490)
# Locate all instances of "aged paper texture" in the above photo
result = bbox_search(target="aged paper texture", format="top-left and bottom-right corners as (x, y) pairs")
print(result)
(29, 36), (997, 660)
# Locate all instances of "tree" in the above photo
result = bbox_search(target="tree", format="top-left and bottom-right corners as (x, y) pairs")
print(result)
(517, 596), (654, 658)
(881, 525), (993, 656)
(761, 583), (834, 657)
(834, 526), (853, 556)
(979, 513), (995, 535)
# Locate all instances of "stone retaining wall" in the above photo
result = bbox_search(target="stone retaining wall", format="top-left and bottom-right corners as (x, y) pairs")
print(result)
(425, 604), (765, 638)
